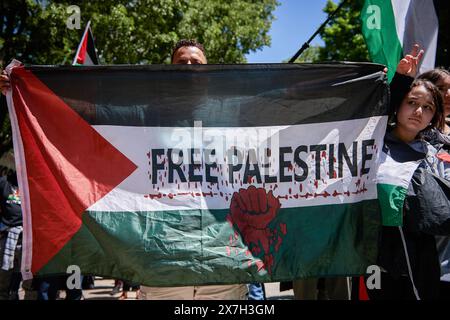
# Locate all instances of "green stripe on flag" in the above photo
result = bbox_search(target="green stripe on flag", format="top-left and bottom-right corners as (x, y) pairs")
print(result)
(377, 183), (407, 226)
(361, 0), (403, 82)
(37, 201), (381, 286)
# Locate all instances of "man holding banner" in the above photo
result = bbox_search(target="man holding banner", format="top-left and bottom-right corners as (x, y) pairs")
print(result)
(138, 39), (248, 300)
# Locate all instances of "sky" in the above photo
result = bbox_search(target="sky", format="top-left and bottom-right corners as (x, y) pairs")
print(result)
(245, 0), (331, 63)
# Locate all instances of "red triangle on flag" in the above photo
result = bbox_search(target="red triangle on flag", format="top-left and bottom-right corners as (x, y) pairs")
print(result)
(10, 66), (137, 273)
(359, 276), (369, 300)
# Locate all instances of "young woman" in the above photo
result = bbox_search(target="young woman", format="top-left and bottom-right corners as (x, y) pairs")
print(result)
(369, 78), (449, 300)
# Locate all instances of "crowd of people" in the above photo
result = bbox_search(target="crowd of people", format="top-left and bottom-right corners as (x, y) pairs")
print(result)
(0, 40), (449, 300)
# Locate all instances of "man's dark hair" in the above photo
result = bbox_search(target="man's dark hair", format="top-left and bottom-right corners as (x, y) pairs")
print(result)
(171, 39), (206, 63)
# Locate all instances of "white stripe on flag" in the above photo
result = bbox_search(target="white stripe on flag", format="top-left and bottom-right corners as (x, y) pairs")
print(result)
(392, 0), (438, 74)
(5, 60), (33, 280)
(88, 116), (387, 212)
(376, 149), (421, 188)
(391, 0), (411, 46)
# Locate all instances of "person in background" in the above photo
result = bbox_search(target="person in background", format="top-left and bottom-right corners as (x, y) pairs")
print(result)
(0, 166), (23, 300)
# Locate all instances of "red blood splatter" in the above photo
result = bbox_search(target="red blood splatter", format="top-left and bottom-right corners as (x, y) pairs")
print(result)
(255, 260), (265, 272)
(321, 151), (327, 158)
(314, 180), (318, 189)
(280, 223), (287, 235)
(289, 188), (292, 194)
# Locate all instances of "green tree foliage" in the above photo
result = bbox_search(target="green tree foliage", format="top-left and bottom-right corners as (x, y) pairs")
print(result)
(0, 0), (278, 65)
(0, 0), (278, 158)
(318, 0), (369, 62)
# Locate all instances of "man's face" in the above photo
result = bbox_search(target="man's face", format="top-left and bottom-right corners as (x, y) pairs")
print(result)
(172, 46), (207, 65)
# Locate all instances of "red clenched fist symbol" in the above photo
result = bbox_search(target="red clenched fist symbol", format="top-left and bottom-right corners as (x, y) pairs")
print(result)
(228, 186), (284, 274)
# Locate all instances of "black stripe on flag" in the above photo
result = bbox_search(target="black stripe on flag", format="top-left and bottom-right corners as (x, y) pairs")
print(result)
(86, 27), (99, 65)
(27, 63), (388, 127)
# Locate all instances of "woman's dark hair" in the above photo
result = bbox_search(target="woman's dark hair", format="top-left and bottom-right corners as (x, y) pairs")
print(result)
(417, 67), (450, 84)
(394, 79), (445, 132)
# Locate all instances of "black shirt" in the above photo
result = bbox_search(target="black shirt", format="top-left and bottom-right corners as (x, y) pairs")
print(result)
(0, 175), (22, 227)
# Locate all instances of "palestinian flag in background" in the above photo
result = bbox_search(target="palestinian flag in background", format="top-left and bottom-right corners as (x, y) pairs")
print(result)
(6, 61), (388, 286)
(72, 21), (99, 66)
(361, 0), (439, 82)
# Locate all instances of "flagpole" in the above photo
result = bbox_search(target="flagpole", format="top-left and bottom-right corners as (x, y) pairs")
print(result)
(288, 0), (348, 63)
(72, 20), (91, 65)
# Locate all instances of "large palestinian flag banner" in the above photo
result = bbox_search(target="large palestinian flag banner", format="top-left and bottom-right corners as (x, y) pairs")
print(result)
(5, 60), (388, 286)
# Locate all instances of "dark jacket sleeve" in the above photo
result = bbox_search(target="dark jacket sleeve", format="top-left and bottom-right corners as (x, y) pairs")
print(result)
(404, 167), (450, 235)
(389, 73), (414, 116)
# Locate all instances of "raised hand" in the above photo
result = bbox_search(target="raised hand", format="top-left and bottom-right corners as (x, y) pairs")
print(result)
(396, 44), (424, 77)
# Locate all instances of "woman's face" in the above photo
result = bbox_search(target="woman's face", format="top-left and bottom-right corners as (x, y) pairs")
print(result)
(435, 75), (450, 117)
(397, 85), (436, 135)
